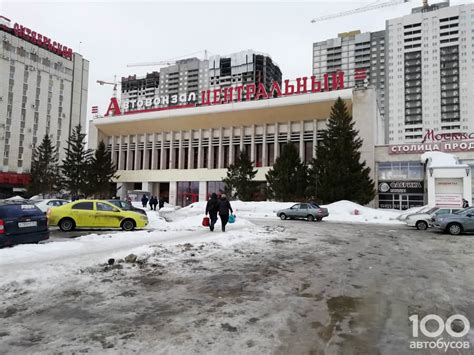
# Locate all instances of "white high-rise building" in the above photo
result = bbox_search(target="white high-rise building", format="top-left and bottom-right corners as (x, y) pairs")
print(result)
(385, 1), (474, 143)
(312, 30), (386, 118)
(0, 15), (88, 192)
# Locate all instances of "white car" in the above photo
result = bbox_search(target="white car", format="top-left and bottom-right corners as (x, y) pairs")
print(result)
(32, 199), (70, 213)
(406, 207), (461, 230)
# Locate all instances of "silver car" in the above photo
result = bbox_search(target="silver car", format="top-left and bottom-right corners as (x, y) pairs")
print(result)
(433, 207), (474, 235)
(276, 203), (329, 222)
(406, 207), (461, 230)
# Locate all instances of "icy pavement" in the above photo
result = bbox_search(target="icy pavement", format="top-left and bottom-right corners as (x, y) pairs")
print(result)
(1, 216), (474, 354)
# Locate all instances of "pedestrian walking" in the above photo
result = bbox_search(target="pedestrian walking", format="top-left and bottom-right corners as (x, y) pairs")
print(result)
(149, 196), (155, 210)
(462, 198), (469, 208)
(159, 197), (165, 210)
(141, 194), (149, 208)
(205, 193), (219, 232)
(152, 196), (158, 211)
(218, 194), (233, 232)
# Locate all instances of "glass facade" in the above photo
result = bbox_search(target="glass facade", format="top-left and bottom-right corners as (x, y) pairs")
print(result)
(207, 181), (226, 199)
(378, 161), (425, 210)
(177, 181), (199, 207)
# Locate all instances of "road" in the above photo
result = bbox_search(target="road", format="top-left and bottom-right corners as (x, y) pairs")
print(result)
(1, 219), (474, 354)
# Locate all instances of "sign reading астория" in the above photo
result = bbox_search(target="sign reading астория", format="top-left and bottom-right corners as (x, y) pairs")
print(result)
(390, 129), (474, 154)
(104, 71), (346, 117)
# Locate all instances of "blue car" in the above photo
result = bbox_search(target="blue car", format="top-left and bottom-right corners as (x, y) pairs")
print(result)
(0, 201), (49, 247)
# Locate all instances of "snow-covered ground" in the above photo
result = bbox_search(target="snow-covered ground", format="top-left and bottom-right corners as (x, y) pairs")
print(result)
(152, 200), (404, 225)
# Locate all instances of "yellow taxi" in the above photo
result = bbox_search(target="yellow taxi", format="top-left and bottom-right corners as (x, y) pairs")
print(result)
(47, 200), (148, 232)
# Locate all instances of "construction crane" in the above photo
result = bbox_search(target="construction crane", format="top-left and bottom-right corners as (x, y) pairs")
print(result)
(310, 0), (412, 23)
(127, 49), (209, 68)
(96, 76), (120, 98)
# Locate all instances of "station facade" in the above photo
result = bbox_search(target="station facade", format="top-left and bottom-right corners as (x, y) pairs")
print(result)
(89, 79), (474, 209)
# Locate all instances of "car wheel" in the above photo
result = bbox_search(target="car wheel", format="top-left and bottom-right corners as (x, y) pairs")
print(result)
(279, 213), (287, 220)
(59, 218), (75, 232)
(121, 219), (135, 231)
(447, 223), (462, 236)
(416, 221), (428, 230)
(307, 215), (315, 222)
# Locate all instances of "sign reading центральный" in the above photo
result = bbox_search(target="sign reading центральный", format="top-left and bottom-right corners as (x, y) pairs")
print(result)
(103, 71), (347, 117)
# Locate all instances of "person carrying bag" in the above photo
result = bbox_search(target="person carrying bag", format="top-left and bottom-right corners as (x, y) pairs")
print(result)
(205, 193), (219, 232)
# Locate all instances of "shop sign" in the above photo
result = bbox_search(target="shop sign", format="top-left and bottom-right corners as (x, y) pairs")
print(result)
(104, 70), (349, 117)
(435, 194), (462, 207)
(422, 129), (474, 143)
(389, 142), (474, 155)
(5, 20), (73, 60)
(378, 180), (424, 194)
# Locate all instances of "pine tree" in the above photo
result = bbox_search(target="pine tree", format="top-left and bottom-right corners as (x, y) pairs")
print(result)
(61, 124), (92, 197)
(88, 140), (118, 198)
(265, 143), (309, 201)
(28, 134), (62, 197)
(222, 151), (257, 201)
(309, 97), (375, 204)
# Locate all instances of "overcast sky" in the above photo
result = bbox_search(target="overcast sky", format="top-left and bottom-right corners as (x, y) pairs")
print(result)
(0, 0), (468, 120)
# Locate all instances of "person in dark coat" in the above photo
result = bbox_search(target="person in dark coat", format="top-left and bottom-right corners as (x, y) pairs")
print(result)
(141, 194), (149, 208)
(205, 193), (219, 232)
(462, 198), (469, 208)
(152, 196), (158, 211)
(218, 194), (233, 232)
(159, 197), (165, 210)
(149, 196), (156, 210)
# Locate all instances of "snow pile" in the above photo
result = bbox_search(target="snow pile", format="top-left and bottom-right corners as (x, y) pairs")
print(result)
(6, 195), (25, 201)
(322, 200), (403, 224)
(421, 151), (467, 168)
(159, 200), (403, 225)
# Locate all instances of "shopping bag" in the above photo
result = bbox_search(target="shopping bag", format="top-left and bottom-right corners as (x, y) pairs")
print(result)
(228, 214), (236, 224)
(202, 216), (210, 227)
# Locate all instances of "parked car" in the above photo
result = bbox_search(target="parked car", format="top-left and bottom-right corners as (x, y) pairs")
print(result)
(433, 207), (474, 235)
(47, 200), (148, 232)
(0, 201), (49, 247)
(397, 205), (431, 221)
(32, 199), (70, 213)
(107, 199), (146, 216)
(406, 207), (461, 230)
(277, 203), (329, 222)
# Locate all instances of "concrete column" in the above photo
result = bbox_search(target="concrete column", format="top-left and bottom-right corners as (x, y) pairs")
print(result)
(118, 136), (123, 170)
(111, 136), (116, 167)
(209, 128), (213, 168)
(262, 124), (267, 166)
(142, 181), (152, 193)
(313, 119), (318, 159)
(143, 134), (148, 170)
(178, 131), (183, 169)
(151, 133), (157, 169)
(160, 135), (165, 170)
(299, 121), (304, 162)
(170, 132), (175, 169)
(126, 135), (131, 170)
(275, 123), (280, 160)
(116, 182), (126, 199)
(464, 170), (472, 203)
(199, 181), (207, 202)
(239, 126), (244, 152)
(188, 130), (193, 169)
(218, 127), (223, 168)
(229, 127), (234, 165)
(197, 129), (203, 169)
(134, 134), (140, 170)
(169, 181), (178, 206)
(250, 124), (256, 162)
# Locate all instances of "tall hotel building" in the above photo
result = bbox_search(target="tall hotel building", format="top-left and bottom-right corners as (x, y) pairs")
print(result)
(385, 1), (474, 143)
(0, 15), (88, 193)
